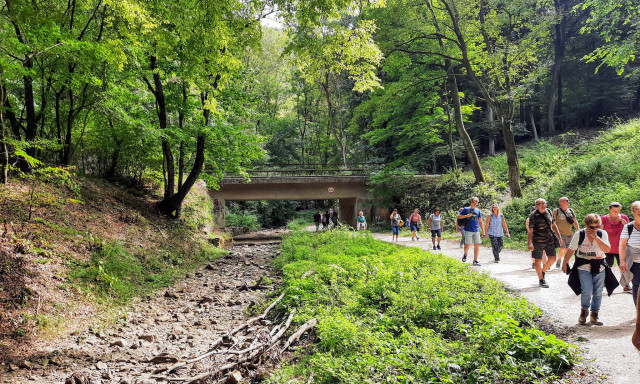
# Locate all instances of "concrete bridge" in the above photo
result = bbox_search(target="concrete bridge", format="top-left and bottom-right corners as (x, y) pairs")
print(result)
(209, 175), (370, 228)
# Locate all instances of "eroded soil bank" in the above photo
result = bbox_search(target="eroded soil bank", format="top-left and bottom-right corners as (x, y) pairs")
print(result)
(1, 236), (284, 384)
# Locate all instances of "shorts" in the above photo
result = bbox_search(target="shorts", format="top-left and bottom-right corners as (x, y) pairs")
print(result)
(532, 242), (556, 259)
(560, 234), (573, 248)
(392, 226), (399, 235)
(431, 229), (442, 238)
(410, 222), (420, 231)
(464, 231), (481, 244)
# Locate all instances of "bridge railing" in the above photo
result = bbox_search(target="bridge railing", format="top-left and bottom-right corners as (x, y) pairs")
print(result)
(231, 163), (384, 177)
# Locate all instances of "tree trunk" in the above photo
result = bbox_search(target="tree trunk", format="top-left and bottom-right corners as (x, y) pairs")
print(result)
(526, 101), (539, 141)
(547, 2), (566, 134)
(487, 105), (496, 156)
(0, 85), (8, 184)
(23, 57), (38, 160)
(501, 118), (522, 197)
(445, 102), (457, 170)
(449, 75), (485, 182)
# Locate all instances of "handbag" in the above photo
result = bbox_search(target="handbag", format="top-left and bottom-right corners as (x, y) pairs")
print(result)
(558, 207), (575, 225)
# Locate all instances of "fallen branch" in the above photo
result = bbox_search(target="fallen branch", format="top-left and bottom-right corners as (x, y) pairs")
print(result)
(282, 318), (317, 351)
(160, 292), (286, 374)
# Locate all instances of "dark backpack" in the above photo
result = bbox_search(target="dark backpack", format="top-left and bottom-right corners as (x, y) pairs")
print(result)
(627, 222), (635, 237)
(577, 228), (603, 247)
(457, 208), (469, 227)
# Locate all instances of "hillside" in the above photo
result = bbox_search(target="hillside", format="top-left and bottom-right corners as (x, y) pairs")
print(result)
(0, 175), (225, 359)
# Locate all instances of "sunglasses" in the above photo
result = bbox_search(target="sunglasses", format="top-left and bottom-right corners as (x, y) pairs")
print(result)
(588, 225), (599, 230)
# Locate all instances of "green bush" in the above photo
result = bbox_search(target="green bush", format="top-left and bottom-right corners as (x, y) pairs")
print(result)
(269, 231), (576, 383)
(225, 212), (261, 230)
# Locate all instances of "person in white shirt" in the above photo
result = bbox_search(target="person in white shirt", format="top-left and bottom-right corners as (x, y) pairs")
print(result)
(561, 213), (610, 325)
(619, 201), (640, 306)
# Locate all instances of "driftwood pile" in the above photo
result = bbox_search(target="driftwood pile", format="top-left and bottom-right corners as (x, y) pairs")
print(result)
(147, 293), (317, 384)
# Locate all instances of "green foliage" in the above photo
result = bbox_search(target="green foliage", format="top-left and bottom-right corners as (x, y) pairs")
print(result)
(70, 241), (225, 302)
(269, 231), (576, 383)
(225, 213), (261, 231)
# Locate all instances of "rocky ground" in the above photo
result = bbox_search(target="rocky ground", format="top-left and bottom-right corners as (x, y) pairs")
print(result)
(372, 232), (640, 384)
(1, 237), (286, 384)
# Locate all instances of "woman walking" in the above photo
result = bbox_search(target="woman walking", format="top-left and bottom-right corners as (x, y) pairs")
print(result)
(428, 208), (443, 250)
(408, 208), (423, 241)
(561, 213), (611, 325)
(484, 204), (510, 263)
(390, 209), (402, 242)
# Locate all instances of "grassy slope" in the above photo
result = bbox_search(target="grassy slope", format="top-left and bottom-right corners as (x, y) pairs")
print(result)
(0, 175), (226, 358)
(269, 231), (575, 383)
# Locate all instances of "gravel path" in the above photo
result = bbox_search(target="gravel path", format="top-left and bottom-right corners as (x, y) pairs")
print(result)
(372, 233), (640, 384)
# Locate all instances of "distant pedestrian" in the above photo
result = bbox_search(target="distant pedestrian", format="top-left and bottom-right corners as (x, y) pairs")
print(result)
(553, 197), (580, 268)
(457, 197), (483, 266)
(390, 208), (402, 242)
(408, 208), (423, 241)
(313, 211), (322, 232)
(619, 201), (640, 306)
(484, 204), (510, 263)
(428, 208), (443, 250)
(328, 207), (335, 227)
(561, 213), (611, 325)
(456, 207), (465, 248)
(600, 202), (631, 292)
(528, 198), (562, 288)
(357, 211), (367, 231)
(323, 210), (330, 230)
(332, 208), (339, 227)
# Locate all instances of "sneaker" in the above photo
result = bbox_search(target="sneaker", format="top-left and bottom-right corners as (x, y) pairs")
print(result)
(531, 263), (535, 269)
(462, 254), (467, 262)
(494, 258), (500, 263)
(433, 245), (437, 250)
(416, 236), (419, 240)
(624, 286), (632, 293)
(556, 259), (561, 268)
(539, 279), (549, 288)
(437, 245), (441, 250)
(472, 260), (481, 266)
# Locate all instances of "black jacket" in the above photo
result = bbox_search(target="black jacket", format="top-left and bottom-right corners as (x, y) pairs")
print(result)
(566, 258), (619, 297)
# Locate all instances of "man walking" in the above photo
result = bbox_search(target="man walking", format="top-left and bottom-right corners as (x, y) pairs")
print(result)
(457, 197), (484, 266)
(528, 198), (563, 288)
(553, 197), (580, 268)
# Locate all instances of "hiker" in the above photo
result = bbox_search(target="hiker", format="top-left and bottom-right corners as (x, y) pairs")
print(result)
(619, 201), (640, 306)
(313, 211), (322, 232)
(457, 197), (483, 266)
(428, 208), (443, 250)
(528, 198), (562, 288)
(526, 207), (547, 269)
(484, 204), (510, 263)
(561, 213), (611, 325)
(600, 201), (631, 292)
(323, 210), (330, 230)
(456, 207), (465, 248)
(390, 208), (402, 242)
(357, 211), (367, 231)
(553, 197), (580, 268)
(634, 299), (640, 350)
(332, 208), (339, 227)
(408, 208), (423, 241)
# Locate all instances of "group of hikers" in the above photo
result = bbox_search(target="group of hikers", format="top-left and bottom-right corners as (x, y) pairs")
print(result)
(389, 197), (640, 328)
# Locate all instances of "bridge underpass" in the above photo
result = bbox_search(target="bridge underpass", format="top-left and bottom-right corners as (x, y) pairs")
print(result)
(208, 176), (370, 228)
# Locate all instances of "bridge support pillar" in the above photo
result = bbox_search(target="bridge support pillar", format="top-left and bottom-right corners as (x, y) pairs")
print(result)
(213, 198), (225, 228)
(339, 197), (358, 227)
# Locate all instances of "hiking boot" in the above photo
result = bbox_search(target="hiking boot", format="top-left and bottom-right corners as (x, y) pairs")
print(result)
(494, 258), (500, 263)
(462, 254), (467, 262)
(433, 245), (437, 250)
(578, 308), (589, 324)
(531, 263), (535, 269)
(472, 260), (481, 266)
(624, 285), (632, 293)
(416, 236), (419, 240)
(539, 279), (549, 288)
(437, 245), (441, 250)
(556, 259), (561, 268)
(590, 311), (603, 326)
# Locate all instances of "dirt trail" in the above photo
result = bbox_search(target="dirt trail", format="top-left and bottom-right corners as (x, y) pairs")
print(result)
(372, 233), (640, 384)
(1, 238), (283, 384)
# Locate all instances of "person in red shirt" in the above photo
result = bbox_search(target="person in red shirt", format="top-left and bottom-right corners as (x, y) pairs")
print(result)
(600, 201), (631, 292)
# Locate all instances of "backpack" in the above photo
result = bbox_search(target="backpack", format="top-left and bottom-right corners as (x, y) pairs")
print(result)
(627, 222), (635, 237)
(457, 208), (469, 227)
(577, 229), (603, 247)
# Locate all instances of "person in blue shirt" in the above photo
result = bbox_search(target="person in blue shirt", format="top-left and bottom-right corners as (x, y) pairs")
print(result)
(457, 197), (484, 266)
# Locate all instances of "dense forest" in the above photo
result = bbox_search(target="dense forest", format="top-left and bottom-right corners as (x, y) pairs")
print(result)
(1, 0), (639, 209)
